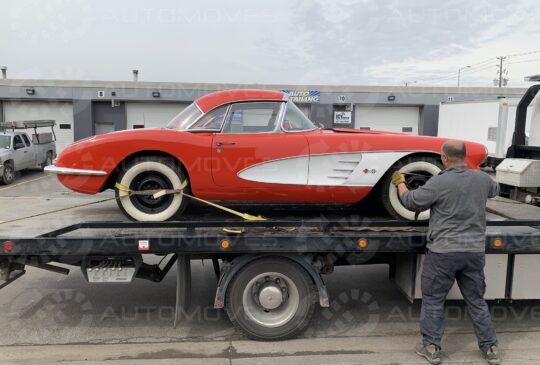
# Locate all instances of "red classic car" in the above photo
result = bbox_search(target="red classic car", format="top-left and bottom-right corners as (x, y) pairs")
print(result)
(46, 89), (487, 221)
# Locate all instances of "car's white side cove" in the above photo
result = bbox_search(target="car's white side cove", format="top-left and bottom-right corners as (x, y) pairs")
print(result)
(237, 152), (412, 187)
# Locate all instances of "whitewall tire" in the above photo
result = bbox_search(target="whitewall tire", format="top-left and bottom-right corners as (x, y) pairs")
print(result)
(382, 157), (442, 221)
(115, 157), (188, 221)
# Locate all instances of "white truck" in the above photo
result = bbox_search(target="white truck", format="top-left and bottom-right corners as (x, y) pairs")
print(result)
(0, 120), (57, 185)
(438, 76), (540, 205)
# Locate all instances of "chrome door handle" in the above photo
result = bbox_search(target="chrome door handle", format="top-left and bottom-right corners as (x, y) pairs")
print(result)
(216, 141), (236, 147)
(24, 151), (28, 153)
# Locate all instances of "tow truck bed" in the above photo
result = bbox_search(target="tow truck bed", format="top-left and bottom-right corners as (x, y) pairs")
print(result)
(3, 219), (540, 256)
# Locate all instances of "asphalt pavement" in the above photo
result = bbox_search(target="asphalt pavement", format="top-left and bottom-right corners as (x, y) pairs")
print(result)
(1, 171), (540, 364)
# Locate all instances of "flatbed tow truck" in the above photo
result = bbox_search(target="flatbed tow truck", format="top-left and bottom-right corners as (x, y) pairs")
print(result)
(2, 199), (540, 341)
(1, 84), (540, 341)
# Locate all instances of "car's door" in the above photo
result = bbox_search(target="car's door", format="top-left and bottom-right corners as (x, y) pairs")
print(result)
(211, 101), (310, 188)
(12, 134), (32, 170)
(20, 133), (37, 167)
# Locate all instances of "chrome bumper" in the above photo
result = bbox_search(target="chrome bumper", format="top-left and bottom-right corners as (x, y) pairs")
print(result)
(44, 164), (107, 176)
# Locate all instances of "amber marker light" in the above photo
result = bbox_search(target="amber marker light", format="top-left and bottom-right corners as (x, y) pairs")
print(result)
(220, 240), (231, 249)
(492, 238), (503, 248)
(358, 239), (368, 248)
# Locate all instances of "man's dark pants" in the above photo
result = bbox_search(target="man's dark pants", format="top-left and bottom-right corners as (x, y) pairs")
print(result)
(420, 250), (498, 351)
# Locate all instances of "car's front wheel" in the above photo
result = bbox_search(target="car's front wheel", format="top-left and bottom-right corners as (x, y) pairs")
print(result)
(1, 162), (15, 185)
(115, 156), (189, 221)
(381, 157), (442, 220)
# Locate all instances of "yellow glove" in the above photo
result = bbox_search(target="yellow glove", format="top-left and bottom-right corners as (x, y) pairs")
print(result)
(391, 171), (406, 187)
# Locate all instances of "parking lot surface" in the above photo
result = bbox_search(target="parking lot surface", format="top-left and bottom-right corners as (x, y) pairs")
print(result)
(1, 171), (540, 364)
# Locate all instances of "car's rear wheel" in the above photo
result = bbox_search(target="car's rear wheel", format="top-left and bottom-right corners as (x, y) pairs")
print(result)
(115, 156), (189, 221)
(381, 157), (442, 221)
(1, 162), (15, 185)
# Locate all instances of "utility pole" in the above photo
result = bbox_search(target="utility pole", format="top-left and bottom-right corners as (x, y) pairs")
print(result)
(496, 56), (507, 87)
(403, 80), (416, 87)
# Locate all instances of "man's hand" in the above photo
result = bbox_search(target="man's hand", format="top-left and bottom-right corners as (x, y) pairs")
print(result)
(391, 171), (406, 187)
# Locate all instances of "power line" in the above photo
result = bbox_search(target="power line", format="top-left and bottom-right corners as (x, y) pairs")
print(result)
(505, 50), (540, 58)
(403, 50), (540, 86)
(415, 57), (500, 85)
(506, 57), (540, 65)
(427, 64), (497, 85)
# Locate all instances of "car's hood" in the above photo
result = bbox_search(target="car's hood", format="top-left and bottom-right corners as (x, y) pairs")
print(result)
(0, 149), (11, 159)
(70, 128), (174, 145)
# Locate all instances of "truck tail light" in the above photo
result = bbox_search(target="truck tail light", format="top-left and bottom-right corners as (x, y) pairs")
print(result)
(3, 241), (14, 252)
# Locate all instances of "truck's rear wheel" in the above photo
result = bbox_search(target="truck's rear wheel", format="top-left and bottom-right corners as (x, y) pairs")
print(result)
(225, 257), (316, 341)
(1, 162), (15, 185)
(115, 156), (189, 221)
(40, 152), (53, 171)
(381, 157), (442, 221)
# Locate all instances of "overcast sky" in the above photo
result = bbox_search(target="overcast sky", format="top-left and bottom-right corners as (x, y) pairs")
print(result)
(1, 0), (539, 87)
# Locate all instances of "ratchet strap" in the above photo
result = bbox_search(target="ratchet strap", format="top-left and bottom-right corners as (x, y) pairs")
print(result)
(114, 181), (267, 222)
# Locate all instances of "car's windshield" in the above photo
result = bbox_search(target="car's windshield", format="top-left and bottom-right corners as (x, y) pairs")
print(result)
(282, 102), (317, 132)
(166, 103), (203, 130)
(0, 135), (11, 149)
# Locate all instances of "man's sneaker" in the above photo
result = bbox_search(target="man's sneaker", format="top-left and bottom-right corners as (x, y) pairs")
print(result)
(483, 345), (500, 365)
(415, 343), (442, 365)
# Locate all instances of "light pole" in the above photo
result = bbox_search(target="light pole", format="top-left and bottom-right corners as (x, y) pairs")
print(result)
(457, 65), (471, 87)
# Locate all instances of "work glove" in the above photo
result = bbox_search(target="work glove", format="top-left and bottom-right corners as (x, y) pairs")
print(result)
(391, 171), (406, 187)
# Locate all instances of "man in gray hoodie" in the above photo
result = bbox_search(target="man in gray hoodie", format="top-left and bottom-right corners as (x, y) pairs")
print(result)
(392, 140), (500, 365)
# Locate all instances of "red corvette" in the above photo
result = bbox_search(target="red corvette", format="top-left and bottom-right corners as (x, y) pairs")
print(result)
(46, 89), (487, 221)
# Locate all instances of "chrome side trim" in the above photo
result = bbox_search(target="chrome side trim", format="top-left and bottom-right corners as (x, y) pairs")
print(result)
(44, 165), (108, 176)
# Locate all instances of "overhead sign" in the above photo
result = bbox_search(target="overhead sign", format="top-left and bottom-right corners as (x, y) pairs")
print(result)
(282, 90), (320, 103)
(334, 111), (352, 125)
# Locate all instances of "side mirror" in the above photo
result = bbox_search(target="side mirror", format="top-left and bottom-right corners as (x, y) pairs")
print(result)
(14, 142), (26, 150)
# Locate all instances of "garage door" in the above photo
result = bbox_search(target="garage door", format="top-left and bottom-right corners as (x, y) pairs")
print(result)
(354, 105), (420, 135)
(4, 101), (74, 153)
(126, 102), (189, 129)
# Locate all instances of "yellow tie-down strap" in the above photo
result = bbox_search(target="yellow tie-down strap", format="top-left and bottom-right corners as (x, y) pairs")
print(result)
(115, 181), (267, 222)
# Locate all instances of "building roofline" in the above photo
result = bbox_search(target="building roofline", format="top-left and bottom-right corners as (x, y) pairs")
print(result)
(0, 78), (528, 95)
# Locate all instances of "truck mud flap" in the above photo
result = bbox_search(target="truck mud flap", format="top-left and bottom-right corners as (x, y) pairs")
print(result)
(0, 259), (26, 290)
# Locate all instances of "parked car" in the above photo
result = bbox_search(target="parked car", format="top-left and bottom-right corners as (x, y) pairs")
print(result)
(46, 90), (487, 221)
(0, 120), (56, 185)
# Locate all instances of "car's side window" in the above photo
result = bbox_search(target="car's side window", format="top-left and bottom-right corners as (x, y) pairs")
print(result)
(21, 134), (31, 146)
(13, 135), (23, 148)
(189, 105), (228, 131)
(222, 102), (282, 134)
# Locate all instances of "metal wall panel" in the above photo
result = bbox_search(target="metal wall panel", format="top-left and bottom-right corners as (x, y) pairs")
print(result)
(511, 254), (540, 299)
